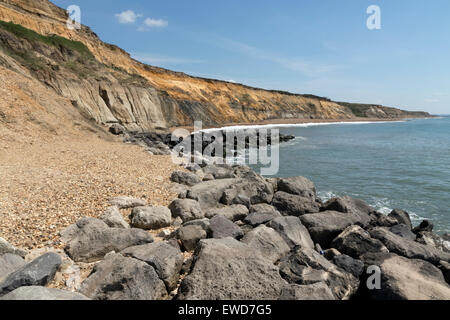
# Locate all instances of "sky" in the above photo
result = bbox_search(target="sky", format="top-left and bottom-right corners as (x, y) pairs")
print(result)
(52, 0), (450, 114)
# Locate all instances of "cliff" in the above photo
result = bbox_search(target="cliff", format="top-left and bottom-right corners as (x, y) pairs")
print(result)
(0, 0), (432, 133)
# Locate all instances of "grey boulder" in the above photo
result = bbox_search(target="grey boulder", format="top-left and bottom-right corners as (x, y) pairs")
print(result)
(0, 237), (27, 258)
(322, 196), (373, 226)
(332, 255), (364, 278)
(177, 225), (207, 251)
(108, 196), (146, 209)
(279, 282), (335, 300)
(130, 206), (171, 230)
(267, 216), (314, 250)
(277, 176), (317, 200)
(209, 215), (244, 239)
(241, 225), (290, 263)
(169, 199), (204, 223)
(272, 191), (321, 216)
(244, 211), (281, 227)
(206, 205), (249, 221)
(388, 209), (413, 229)
(0, 286), (89, 300)
(0, 254), (26, 281)
(389, 224), (416, 241)
(100, 206), (129, 229)
(171, 171), (202, 186)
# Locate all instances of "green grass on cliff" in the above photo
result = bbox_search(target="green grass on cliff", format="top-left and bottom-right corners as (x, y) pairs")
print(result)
(0, 20), (94, 59)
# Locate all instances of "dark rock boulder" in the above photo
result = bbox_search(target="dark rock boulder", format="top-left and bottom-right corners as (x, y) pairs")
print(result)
(129, 206), (172, 230)
(369, 212), (399, 228)
(332, 255), (364, 278)
(279, 282), (335, 300)
(277, 176), (317, 200)
(416, 231), (450, 253)
(272, 191), (321, 216)
(182, 218), (211, 235)
(168, 199), (204, 223)
(121, 242), (184, 291)
(388, 209), (413, 230)
(0, 286), (89, 300)
(267, 216), (314, 249)
(0, 253), (62, 296)
(322, 196), (373, 226)
(330, 225), (388, 259)
(176, 225), (207, 251)
(0, 254), (26, 281)
(438, 260), (450, 285)
(209, 215), (244, 239)
(220, 172), (274, 206)
(64, 218), (153, 263)
(241, 225), (290, 263)
(79, 253), (167, 300)
(170, 171), (202, 187)
(205, 204), (249, 221)
(412, 220), (434, 233)
(186, 178), (238, 210)
(177, 238), (288, 300)
(244, 211), (281, 227)
(202, 164), (237, 180)
(389, 224), (416, 241)
(300, 211), (368, 248)
(100, 206), (129, 229)
(250, 203), (279, 214)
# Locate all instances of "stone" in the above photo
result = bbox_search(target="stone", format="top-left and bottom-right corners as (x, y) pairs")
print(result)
(279, 282), (335, 300)
(79, 253), (167, 300)
(109, 123), (125, 135)
(323, 248), (341, 261)
(170, 171), (202, 186)
(412, 220), (434, 233)
(205, 205), (249, 221)
(388, 209), (413, 229)
(361, 253), (450, 300)
(202, 165), (236, 180)
(277, 176), (317, 199)
(108, 196), (146, 209)
(0, 253), (62, 296)
(244, 211), (281, 227)
(0, 286), (90, 300)
(0, 254), (26, 281)
(267, 216), (314, 250)
(64, 218), (153, 263)
(130, 206), (171, 230)
(203, 173), (215, 181)
(177, 225), (207, 251)
(241, 225), (290, 263)
(219, 173), (274, 206)
(300, 211), (369, 248)
(177, 238), (288, 300)
(279, 247), (359, 300)
(250, 203), (279, 213)
(322, 196), (373, 226)
(186, 179), (238, 209)
(0, 237), (27, 258)
(182, 218), (211, 234)
(415, 231), (450, 253)
(100, 206), (129, 229)
(121, 242), (184, 291)
(333, 255), (364, 278)
(169, 198), (204, 223)
(209, 215), (244, 239)
(369, 227), (450, 265)
(438, 260), (450, 285)
(369, 212), (399, 228)
(330, 225), (388, 259)
(272, 191), (321, 216)
(389, 224), (416, 241)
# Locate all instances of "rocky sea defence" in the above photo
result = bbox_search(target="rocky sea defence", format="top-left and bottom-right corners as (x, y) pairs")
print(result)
(1, 152), (449, 300)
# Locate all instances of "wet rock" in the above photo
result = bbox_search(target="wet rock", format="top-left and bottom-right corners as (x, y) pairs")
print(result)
(108, 196), (146, 209)
(169, 199), (204, 223)
(209, 215), (244, 239)
(279, 282), (335, 300)
(0, 254), (26, 281)
(100, 206), (129, 229)
(170, 171), (202, 187)
(388, 209), (413, 230)
(64, 218), (153, 263)
(241, 225), (290, 263)
(121, 242), (184, 291)
(206, 205), (249, 221)
(79, 252), (167, 300)
(267, 216), (314, 249)
(129, 206), (171, 230)
(177, 225), (207, 251)
(0, 253), (62, 296)
(0, 286), (90, 300)
(333, 255), (364, 278)
(177, 238), (287, 300)
(272, 191), (321, 216)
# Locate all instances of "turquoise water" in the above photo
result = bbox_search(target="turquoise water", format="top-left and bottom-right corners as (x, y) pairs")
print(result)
(251, 117), (450, 233)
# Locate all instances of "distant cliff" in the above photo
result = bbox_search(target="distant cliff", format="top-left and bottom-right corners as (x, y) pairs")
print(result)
(0, 0), (432, 133)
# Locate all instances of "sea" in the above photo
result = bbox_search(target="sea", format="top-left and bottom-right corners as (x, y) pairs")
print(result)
(239, 116), (450, 233)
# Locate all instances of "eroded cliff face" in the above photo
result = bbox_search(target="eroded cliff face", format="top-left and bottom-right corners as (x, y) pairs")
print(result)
(0, 0), (431, 133)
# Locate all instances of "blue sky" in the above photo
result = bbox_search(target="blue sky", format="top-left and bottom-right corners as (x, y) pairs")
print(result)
(52, 0), (450, 114)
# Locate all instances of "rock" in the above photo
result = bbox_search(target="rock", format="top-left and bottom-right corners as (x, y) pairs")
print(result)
(177, 225), (207, 251)
(130, 206), (171, 230)
(250, 203), (279, 213)
(369, 227), (450, 265)
(182, 218), (211, 234)
(169, 199), (204, 223)
(187, 178), (238, 209)
(79, 253), (167, 300)
(369, 212), (399, 227)
(443, 233), (450, 242)
(389, 224), (416, 241)
(322, 196), (373, 225)
(272, 191), (321, 216)
(121, 242), (184, 291)
(203, 174), (215, 181)
(205, 204), (249, 221)
(0, 253), (62, 296)
(109, 123), (125, 135)
(279, 247), (359, 300)
(277, 176), (317, 199)
(0, 286), (90, 300)
(279, 282), (335, 300)
(108, 196), (146, 209)
(100, 206), (129, 229)
(170, 171), (202, 186)
(412, 220), (434, 233)
(220, 173), (274, 206)
(438, 261), (450, 285)
(0, 237), (27, 258)
(323, 248), (341, 261)
(177, 238), (287, 300)
(209, 215), (244, 239)
(241, 225), (290, 263)
(0, 254), (26, 281)
(330, 225), (388, 259)
(267, 216), (314, 250)
(361, 253), (450, 300)
(416, 231), (450, 253)
(244, 211), (281, 227)
(300, 211), (368, 248)
(333, 255), (364, 278)
(64, 218), (153, 263)
(202, 165), (236, 180)
(388, 209), (413, 229)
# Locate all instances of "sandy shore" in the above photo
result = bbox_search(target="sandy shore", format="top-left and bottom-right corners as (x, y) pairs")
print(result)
(0, 135), (180, 250)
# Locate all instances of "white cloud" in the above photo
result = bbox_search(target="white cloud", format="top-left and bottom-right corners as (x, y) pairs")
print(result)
(115, 10), (142, 24)
(138, 18), (168, 31)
